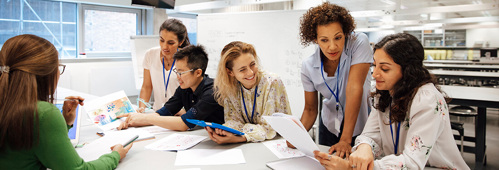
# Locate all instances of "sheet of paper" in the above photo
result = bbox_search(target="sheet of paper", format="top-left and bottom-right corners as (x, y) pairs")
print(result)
(263, 139), (305, 159)
(263, 115), (319, 157)
(76, 130), (139, 162)
(105, 128), (154, 141)
(134, 125), (173, 135)
(145, 133), (206, 151)
(175, 149), (245, 166)
(266, 156), (324, 170)
(84, 90), (136, 131)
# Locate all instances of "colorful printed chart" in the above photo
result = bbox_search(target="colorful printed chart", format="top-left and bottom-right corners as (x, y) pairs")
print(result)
(84, 90), (136, 130)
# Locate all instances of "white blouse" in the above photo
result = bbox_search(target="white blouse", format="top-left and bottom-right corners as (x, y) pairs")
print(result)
(142, 47), (179, 110)
(353, 83), (469, 170)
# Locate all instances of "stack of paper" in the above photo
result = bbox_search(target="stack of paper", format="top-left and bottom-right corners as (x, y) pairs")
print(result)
(105, 128), (154, 141)
(263, 114), (319, 157)
(262, 139), (305, 159)
(266, 156), (325, 170)
(134, 125), (173, 135)
(145, 133), (206, 151)
(76, 130), (140, 162)
(263, 113), (324, 170)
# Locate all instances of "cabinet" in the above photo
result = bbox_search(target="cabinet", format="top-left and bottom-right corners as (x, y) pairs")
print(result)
(403, 29), (466, 47)
(445, 30), (466, 47)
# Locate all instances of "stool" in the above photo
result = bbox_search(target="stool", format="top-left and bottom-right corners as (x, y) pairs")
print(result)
(450, 122), (464, 155)
(449, 105), (477, 123)
(449, 105), (477, 154)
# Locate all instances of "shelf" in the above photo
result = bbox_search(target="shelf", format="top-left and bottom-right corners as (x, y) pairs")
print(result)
(424, 47), (488, 50)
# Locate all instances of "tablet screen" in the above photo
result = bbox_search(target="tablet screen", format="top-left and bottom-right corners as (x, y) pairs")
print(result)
(54, 103), (79, 140)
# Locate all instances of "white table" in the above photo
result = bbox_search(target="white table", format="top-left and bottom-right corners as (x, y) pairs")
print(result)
(441, 85), (499, 170)
(77, 123), (329, 170)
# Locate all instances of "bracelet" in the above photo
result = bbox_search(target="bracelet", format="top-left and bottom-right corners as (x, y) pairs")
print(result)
(137, 98), (153, 109)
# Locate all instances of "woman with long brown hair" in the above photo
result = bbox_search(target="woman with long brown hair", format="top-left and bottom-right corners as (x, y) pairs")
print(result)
(313, 33), (469, 170)
(0, 34), (132, 169)
(138, 18), (190, 113)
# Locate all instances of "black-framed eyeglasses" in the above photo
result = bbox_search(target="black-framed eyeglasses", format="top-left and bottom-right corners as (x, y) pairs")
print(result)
(173, 68), (194, 76)
(59, 64), (66, 75)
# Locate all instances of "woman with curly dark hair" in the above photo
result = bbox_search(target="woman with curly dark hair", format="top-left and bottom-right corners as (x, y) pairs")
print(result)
(291, 2), (373, 158)
(314, 33), (469, 169)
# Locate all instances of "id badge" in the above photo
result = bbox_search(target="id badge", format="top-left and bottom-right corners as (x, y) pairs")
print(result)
(335, 104), (343, 132)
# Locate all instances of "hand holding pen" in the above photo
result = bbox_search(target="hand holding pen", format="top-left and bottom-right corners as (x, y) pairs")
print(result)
(62, 96), (85, 126)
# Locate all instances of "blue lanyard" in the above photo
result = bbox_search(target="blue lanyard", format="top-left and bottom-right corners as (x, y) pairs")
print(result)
(240, 85), (258, 124)
(162, 58), (176, 98)
(320, 58), (342, 111)
(389, 107), (401, 154)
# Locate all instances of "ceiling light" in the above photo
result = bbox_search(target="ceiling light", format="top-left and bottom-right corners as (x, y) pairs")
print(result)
(380, 0), (396, 5)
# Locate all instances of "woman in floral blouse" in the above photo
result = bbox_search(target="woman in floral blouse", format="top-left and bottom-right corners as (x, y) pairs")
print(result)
(313, 33), (469, 170)
(205, 41), (292, 144)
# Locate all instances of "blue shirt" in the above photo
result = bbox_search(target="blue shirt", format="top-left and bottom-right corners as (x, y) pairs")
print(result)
(156, 75), (224, 128)
(300, 32), (373, 136)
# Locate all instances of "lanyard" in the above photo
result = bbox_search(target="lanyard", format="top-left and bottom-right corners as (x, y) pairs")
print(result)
(320, 58), (342, 111)
(389, 107), (401, 154)
(240, 85), (258, 124)
(162, 58), (176, 98)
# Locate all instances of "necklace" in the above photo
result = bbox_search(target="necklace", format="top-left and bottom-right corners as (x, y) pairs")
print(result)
(162, 56), (173, 70)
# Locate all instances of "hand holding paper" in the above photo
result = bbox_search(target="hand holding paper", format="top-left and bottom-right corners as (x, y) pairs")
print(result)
(263, 113), (319, 157)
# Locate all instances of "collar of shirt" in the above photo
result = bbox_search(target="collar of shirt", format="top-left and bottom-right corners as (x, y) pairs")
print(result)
(192, 74), (212, 97)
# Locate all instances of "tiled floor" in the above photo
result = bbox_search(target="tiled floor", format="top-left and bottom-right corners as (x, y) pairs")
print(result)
(451, 107), (499, 170)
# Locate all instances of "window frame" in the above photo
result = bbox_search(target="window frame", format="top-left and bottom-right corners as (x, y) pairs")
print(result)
(79, 4), (145, 58)
(0, 0), (78, 58)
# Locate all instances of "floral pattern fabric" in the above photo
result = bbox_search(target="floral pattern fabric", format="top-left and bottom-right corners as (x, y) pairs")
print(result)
(223, 71), (292, 142)
(352, 83), (469, 170)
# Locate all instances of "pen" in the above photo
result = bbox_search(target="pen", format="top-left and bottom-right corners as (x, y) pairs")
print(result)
(123, 135), (139, 147)
(65, 99), (84, 102)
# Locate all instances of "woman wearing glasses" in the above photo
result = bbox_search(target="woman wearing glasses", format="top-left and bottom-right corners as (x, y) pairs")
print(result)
(138, 18), (190, 113)
(205, 41), (292, 144)
(0, 34), (132, 169)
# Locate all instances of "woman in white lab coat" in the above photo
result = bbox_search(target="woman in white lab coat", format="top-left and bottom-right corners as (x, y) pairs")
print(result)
(313, 33), (469, 170)
(138, 19), (190, 113)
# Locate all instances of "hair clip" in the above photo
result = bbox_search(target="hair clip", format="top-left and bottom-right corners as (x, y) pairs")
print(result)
(0, 66), (10, 73)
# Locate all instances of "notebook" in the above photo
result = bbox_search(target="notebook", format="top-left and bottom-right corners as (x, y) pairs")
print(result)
(54, 100), (82, 147)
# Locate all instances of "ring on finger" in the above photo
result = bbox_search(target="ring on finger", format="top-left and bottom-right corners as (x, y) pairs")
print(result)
(351, 165), (357, 168)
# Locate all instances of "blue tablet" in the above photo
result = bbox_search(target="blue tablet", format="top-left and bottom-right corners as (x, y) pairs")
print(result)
(186, 119), (245, 136)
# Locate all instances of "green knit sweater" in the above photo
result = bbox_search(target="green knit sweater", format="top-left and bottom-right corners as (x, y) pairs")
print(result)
(0, 101), (120, 169)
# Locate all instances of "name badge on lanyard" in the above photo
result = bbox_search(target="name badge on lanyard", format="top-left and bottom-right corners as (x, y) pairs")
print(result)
(321, 58), (343, 132)
(240, 85), (258, 124)
(162, 58), (176, 98)
(389, 105), (401, 155)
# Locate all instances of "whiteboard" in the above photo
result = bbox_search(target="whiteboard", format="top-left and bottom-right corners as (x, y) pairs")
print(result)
(131, 35), (160, 90)
(197, 10), (316, 118)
